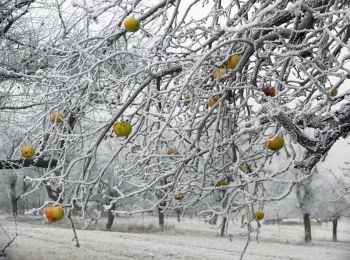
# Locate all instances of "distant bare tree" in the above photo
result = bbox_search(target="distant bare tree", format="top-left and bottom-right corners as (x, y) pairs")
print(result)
(314, 169), (350, 242)
(5, 172), (29, 217)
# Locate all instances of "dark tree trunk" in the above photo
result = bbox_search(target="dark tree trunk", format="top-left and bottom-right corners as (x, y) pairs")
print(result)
(106, 202), (117, 230)
(303, 213), (312, 243)
(158, 201), (166, 231)
(176, 209), (181, 223)
(332, 219), (338, 242)
(9, 180), (18, 217)
(11, 197), (18, 217)
(220, 216), (227, 237)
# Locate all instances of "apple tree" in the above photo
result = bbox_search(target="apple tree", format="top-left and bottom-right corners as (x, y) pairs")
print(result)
(1, 0), (350, 257)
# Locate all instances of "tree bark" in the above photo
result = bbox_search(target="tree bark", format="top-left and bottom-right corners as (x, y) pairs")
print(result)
(106, 202), (117, 230)
(303, 213), (312, 243)
(332, 219), (338, 242)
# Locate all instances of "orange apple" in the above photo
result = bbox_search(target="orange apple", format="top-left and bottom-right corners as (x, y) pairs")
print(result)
(21, 146), (36, 159)
(263, 87), (276, 97)
(113, 121), (132, 137)
(267, 134), (284, 151)
(124, 18), (140, 32)
(45, 205), (64, 223)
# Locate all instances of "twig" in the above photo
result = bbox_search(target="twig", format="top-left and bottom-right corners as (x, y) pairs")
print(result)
(68, 209), (80, 248)
(239, 232), (251, 260)
(0, 224), (11, 241)
(1, 235), (17, 254)
(0, 223), (18, 255)
(239, 199), (252, 259)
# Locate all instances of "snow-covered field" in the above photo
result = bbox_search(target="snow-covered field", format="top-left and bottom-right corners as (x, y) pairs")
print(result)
(0, 215), (349, 260)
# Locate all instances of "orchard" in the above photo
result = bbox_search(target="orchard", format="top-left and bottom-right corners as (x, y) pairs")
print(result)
(0, 0), (350, 259)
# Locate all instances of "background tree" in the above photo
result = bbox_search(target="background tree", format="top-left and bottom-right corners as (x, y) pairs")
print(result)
(314, 169), (350, 242)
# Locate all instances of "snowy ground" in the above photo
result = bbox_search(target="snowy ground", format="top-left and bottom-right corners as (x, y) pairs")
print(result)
(0, 215), (349, 260)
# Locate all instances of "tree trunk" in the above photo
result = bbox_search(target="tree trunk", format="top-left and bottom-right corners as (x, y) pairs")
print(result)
(11, 197), (18, 217)
(106, 202), (116, 230)
(9, 179), (18, 217)
(296, 181), (313, 244)
(303, 213), (312, 243)
(158, 201), (166, 231)
(332, 219), (338, 242)
(176, 209), (181, 223)
(220, 216), (227, 237)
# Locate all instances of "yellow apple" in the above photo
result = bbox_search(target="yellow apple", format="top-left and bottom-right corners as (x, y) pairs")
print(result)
(255, 210), (264, 220)
(166, 147), (179, 157)
(213, 68), (226, 79)
(21, 146), (36, 159)
(267, 134), (284, 151)
(239, 163), (252, 174)
(124, 18), (140, 32)
(213, 68), (227, 83)
(113, 121), (132, 137)
(216, 178), (229, 188)
(183, 95), (191, 105)
(326, 87), (338, 97)
(175, 193), (185, 201)
(227, 55), (241, 70)
(51, 112), (64, 124)
(207, 95), (225, 108)
(45, 205), (64, 223)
